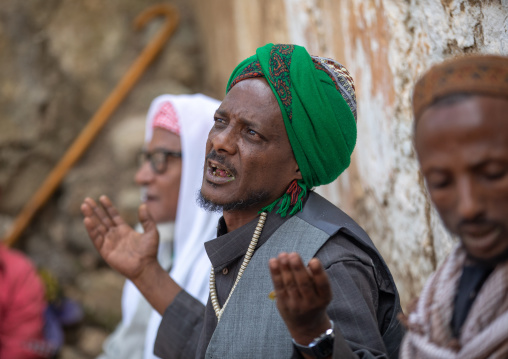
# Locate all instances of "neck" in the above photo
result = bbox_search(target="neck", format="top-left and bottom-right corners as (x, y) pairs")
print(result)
(466, 246), (508, 267)
(222, 208), (262, 233)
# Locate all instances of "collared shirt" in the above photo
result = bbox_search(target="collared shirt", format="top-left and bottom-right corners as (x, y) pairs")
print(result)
(451, 264), (494, 338)
(155, 194), (402, 359)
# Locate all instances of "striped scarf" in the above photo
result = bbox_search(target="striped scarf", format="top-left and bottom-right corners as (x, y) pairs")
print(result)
(401, 245), (508, 359)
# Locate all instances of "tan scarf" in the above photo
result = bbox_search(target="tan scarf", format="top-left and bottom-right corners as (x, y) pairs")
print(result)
(401, 245), (508, 359)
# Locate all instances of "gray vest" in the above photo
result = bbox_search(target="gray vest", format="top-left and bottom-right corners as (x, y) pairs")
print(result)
(205, 192), (403, 359)
(205, 214), (329, 358)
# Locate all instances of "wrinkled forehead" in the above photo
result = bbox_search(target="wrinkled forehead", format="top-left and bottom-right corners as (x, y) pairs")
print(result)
(418, 94), (508, 130)
(148, 127), (182, 151)
(415, 95), (508, 160)
(220, 78), (284, 127)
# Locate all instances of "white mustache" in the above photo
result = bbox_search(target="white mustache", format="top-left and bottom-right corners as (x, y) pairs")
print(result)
(140, 187), (148, 202)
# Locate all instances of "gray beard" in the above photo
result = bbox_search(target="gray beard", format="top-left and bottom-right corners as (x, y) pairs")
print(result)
(196, 189), (272, 213)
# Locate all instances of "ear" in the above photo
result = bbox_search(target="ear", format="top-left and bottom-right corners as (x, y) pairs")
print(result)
(294, 166), (303, 181)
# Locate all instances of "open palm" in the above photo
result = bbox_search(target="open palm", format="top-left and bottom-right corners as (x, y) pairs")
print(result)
(81, 195), (159, 281)
(269, 252), (332, 346)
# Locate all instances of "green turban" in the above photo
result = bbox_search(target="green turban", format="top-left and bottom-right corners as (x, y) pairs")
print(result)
(227, 43), (357, 216)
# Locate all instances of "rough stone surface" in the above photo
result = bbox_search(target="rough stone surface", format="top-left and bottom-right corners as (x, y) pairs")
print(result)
(1, 1), (203, 357)
(76, 269), (125, 330)
(76, 326), (110, 357)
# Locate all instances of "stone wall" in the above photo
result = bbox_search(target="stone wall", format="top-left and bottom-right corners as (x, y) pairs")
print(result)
(0, 1), (205, 357)
(190, 0), (508, 308)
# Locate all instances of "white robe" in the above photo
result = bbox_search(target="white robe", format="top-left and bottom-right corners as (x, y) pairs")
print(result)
(98, 94), (221, 359)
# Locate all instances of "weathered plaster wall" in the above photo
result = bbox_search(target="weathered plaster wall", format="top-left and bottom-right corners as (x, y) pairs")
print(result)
(191, 0), (508, 308)
(341, 0), (508, 308)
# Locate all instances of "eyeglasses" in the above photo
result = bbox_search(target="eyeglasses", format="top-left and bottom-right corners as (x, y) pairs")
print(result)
(137, 149), (182, 174)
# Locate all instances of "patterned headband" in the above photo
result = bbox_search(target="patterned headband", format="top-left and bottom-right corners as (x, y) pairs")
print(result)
(311, 56), (357, 122)
(227, 55), (357, 122)
(152, 101), (181, 135)
(413, 54), (508, 121)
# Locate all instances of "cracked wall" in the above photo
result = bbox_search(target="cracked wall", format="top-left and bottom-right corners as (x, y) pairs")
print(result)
(192, 0), (508, 308)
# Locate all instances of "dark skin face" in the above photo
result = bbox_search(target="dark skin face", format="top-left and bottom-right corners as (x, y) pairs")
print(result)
(201, 78), (302, 231)
(415, 95), (508, 262)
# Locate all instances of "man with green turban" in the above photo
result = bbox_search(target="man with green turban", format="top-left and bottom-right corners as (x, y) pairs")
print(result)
(225, 43), (357, 216)
(81, 43), (403, 359)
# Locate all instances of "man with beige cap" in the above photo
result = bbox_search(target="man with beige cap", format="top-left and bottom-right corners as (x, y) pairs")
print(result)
(402, 54), (508, 358)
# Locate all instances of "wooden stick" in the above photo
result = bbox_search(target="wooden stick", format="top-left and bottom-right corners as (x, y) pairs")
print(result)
(3, 4), (180, 247)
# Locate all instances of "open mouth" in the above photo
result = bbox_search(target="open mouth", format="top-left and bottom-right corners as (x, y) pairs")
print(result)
(140, 187), (159, 202)
(461, 224), (502, 250)
(145, 194), (158, 201)
(140, 188), (148, 202)
(207, 161), (236, 183)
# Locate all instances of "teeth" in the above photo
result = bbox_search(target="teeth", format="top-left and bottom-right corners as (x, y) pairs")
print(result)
(210, 163), (232, 177)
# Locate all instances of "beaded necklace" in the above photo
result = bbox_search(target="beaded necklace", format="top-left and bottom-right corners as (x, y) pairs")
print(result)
(209, 212), (267, 321)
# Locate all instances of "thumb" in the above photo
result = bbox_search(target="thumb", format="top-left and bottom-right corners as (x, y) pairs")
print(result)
(138, 204), (157, 234)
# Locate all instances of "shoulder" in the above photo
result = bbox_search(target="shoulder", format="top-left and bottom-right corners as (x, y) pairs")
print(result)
(0, 247), (45, 311)
(0, 247), (44, 299)
(0, 246), (39, 278)
(316, 232), (375, 268)
(297, 192), (377, 254)
(298, 192), (397, 292)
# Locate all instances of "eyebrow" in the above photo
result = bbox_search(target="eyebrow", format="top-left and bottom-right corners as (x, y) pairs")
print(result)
(151, 147), (182, 153)
(215, 108), (228, 118)
(215, 108), (261, 130)
(421, 166), (447, 175)
(423, 158), (507, 175)
(470, 158), (507, 170)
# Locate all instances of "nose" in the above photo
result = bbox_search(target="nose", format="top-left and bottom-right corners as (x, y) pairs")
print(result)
(456, 177), (484, 220)
(209, 126), (237, 154)
(135, 161), (155, 186)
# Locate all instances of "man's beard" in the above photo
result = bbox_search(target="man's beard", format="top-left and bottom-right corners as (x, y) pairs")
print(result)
(196, 189), (272, 213)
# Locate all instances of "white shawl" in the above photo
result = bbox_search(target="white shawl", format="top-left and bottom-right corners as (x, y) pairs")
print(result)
(143, 94), (221, 359)
(99, 94), (221, 359)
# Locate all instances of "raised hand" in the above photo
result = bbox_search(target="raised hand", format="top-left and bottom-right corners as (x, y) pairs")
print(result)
(269, 252), (333, 346)
(81, 195), (160, 281)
